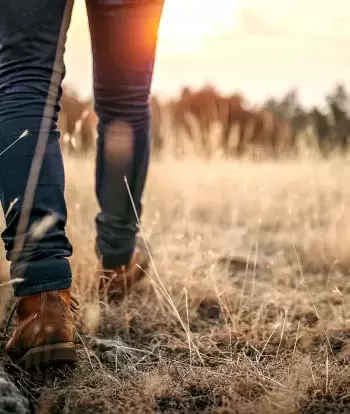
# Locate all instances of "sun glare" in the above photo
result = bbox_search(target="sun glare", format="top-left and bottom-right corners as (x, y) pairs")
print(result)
(158, 0), (238, 53)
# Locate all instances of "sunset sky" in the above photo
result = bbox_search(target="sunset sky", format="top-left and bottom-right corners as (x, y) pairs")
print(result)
(64, 0), (350, 107)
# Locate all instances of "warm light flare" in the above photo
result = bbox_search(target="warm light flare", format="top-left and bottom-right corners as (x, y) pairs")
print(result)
(157, 0), (238, 54)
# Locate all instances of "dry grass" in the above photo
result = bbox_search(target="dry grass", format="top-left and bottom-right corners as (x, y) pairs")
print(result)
(1, 153), (350, 413)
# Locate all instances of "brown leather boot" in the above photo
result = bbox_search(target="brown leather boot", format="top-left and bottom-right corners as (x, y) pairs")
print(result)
(99, 238), (150, 302)
(5, 289), (79, 370)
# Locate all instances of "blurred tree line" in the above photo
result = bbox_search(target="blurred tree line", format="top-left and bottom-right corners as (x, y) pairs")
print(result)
(263, 83), (350, 155)
(59, 83), (350, 158)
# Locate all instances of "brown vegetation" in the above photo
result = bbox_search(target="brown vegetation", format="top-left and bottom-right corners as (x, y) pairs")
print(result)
(0, 83), (349, 412)
(155, 87), (293, 157)
(59, 83), (350, 159)
(59, 87), (97, 154)
(1, 155), (350, 413)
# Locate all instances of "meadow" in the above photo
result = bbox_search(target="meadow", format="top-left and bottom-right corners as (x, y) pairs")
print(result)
(1, 149), (350, 413)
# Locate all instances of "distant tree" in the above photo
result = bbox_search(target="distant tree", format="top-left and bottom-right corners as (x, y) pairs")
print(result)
(264, 89), (301, 119)
(278, 89), (300, 119)
(326, 83), (350, 148)
(326, 83), (349, 114)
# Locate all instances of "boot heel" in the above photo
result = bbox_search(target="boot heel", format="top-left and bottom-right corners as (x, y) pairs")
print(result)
(17, 342), (77, 370)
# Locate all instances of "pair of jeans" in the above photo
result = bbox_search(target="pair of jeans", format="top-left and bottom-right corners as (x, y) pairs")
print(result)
(0, 0), (164, 297)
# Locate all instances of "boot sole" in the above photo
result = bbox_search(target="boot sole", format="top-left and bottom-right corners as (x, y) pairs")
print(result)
(14, 342), (77, 370)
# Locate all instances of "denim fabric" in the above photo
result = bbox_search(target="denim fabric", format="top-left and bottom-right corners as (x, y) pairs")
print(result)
(0, 0), (164, 296)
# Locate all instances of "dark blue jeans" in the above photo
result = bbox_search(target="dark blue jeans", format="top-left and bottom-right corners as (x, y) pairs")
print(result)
(0, 0), (164, 297)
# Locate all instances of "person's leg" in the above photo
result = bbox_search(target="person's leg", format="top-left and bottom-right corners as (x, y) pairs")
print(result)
(0, 0), (73, 296)
(86, 0), (164, 271)
(0, 0), (77, 369)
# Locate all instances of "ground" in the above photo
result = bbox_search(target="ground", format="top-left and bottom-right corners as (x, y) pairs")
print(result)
(1, 154), (350, 413)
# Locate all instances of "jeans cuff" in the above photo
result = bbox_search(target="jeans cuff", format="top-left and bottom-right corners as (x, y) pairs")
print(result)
(101, 250), (134, 270)
(12, 258), (72, 297)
